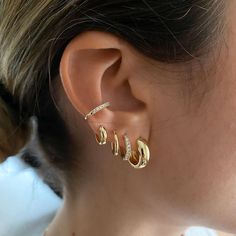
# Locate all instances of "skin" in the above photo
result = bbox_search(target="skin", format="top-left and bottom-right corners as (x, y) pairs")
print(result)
(46, 2), (236, 236)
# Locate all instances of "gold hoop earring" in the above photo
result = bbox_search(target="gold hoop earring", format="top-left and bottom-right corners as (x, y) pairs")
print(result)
(84, 102), (110, 120)
(120, 133), (132, 161)
(128, 137), (150, 169)
(95, 125), (108, 145)
(111, 131), (120, 156)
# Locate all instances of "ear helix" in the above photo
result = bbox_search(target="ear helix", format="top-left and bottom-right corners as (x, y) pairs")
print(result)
(84, 102), (150, 169)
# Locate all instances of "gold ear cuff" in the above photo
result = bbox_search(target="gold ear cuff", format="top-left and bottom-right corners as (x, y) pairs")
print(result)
(84, 102), (110, 120)
(84, 102), (150, 169)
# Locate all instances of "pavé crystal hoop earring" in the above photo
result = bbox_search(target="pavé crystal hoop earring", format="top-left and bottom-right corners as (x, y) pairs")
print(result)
(84, 102), (110, 120)
(120, 133), (132, 161)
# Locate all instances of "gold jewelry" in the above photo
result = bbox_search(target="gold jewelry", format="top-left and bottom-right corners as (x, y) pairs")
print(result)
(95, 125), (108, 145)
(120, 133), (132, 161)
(84, 102), (110, 120)
(83, 101), (151, 169)
(111, 130), (120, 156)
(128, 137), (150, 169)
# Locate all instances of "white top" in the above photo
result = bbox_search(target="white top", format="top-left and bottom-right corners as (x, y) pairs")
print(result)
(0, 155), (218, 236)
(185, 227), (217, 236)
(0, 155), (62, 236)
(41, 227), (217, 236)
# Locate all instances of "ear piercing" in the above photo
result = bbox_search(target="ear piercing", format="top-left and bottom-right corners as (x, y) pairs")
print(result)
(95, 125), (108, 145)
(121, 133), (132, 161)
(111, 131), (120, 156)
(84, 102), (110, 120)
(128, 137), (150, 169)
(84, 102), (150, 169)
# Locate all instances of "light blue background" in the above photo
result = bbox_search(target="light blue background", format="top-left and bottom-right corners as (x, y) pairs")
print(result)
(0, 155), (62, 236)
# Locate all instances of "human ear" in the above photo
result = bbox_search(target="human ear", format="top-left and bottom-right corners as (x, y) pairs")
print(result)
(59, 31), (151, 163)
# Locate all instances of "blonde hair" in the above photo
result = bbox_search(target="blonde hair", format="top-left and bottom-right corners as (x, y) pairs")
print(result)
(0, 0), (74, 162)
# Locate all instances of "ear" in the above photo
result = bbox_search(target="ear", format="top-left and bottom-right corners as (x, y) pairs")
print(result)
(59, 31), (151, 149)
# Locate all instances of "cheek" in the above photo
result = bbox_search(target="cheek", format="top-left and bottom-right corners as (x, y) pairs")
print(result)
(147, 88), (236, 229)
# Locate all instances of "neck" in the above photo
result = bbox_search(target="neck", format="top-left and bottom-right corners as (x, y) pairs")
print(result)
(45, 175), (187, 236)
(44, 136), (187, 236)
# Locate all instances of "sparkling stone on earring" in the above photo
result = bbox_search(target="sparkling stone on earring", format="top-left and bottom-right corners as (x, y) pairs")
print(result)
(84, 102), (110, 120)
(122, 133), (132, 161)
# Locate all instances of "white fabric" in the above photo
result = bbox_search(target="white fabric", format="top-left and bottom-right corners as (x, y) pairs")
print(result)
(184, 226), (217, 236)
(0, 155), (62, 236)
(0, 155), (219, 236)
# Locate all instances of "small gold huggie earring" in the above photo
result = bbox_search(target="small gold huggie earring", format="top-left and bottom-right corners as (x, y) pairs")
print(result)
(120, 133), (132, 161)
(128, 137), (150, 169)
(111, 130), (120, 156)
(83, 102), (110, 145)
(95, 125), (108, 145)
(84, 102), (110, 120)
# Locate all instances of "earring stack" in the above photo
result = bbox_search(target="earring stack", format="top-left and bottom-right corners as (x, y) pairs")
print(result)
(84, 102), (150, 169)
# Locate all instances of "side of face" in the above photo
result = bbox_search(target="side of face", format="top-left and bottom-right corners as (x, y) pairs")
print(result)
(58, 3), (236, 232)
(144, 13), (236, 232)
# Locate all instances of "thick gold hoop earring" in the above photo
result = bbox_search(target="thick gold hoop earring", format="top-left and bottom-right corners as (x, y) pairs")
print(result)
(128, 137), (150, 169)
(111, 131), (120, 156)
(120, 133), (132, 161)
(84, 102), (110, 120)
(95, 125), (108, 145)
